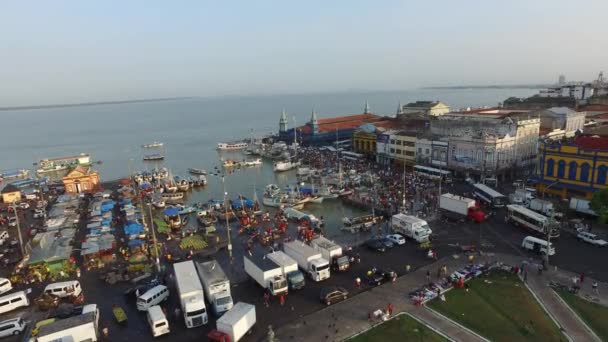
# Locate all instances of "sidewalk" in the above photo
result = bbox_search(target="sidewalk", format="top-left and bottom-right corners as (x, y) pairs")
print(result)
(273, 253), (605, 342)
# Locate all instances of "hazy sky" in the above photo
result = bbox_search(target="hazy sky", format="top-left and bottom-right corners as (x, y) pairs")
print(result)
(1, 0), (607, 106)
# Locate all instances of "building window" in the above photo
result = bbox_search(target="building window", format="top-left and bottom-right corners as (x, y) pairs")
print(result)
(418, 148), (422, 154)
(598, 165), (608, 185)
(568, 161), (577, 180)
(390, 139), (395, 144)
(580, 163), (590, 182)
(546, 159), (555, 176)
(390, 148), (395, 153)
(396, 140), (402, 145)
(557, 160), (566, 178)
(405, 151), (415, 156)
(425, 148), (430, 154)
(396, 149), (402, 154)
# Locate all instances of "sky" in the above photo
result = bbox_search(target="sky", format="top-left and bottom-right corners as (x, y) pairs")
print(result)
(1, 0), (607, 106)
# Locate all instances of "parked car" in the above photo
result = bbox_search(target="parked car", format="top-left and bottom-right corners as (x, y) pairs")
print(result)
(385, 234), (405, 245)
(319, 286), (348, 306)
(0, 317), (26, 338)
(18, 203), (29, 210)
(577, 232), (608, 247)
(8, 217), (17, 227)
(366, 268), (397, 286)
(365, 239), (386, 253)
(379, 237), (394, 249)
(33, 209), (46, 219)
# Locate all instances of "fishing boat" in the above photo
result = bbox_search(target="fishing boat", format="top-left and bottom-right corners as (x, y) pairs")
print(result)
(307, 196), (324, 204)
(187, 168), (207, 175)
(152, 199), (166, 208)
(190, 175), (207, 186)
(0, 169), (30, 180)
(262, 195), (284, 208)
(296, 167), (311, 177)
(242, 158), (262, 167)
(143, 154), (164, 161)
(222, 160), (240, 168)
(174, 176), (190, 191)
(178, 206), (197, 215)
(142, 141), (164, 148)
(217, 141), (248, 150)
(37, 153), (91, 174)
(264, 184), (281, 197)
(333, 188), (354, 197)
(152, 168), (169, 179)
(341, 214), (379, 233)
(317, 184), (339, 200)
(161, 192), (184, 201)
(273, 159), (300, 172)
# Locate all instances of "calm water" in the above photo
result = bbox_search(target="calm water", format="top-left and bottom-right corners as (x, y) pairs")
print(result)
(0, 89), (536, 237)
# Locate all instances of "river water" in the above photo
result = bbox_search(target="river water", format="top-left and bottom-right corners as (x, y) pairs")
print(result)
(0, 88), (536, 238)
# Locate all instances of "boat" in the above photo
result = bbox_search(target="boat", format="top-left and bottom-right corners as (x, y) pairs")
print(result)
(174, 176), (190, 191)
(152, 199), (166, 208)
(190, 175), (207, 186)
(273, 159), (300, 172)
(11, 178), (37, 188)
(296, 167), (311, 177)
(142, 141), (164, 148)
(341, 214), (379, 233)
(37, 153), (91, 174)
(143, 154), (164, 161)
(307, 196), (324, 204)
(0, 169), (30, 180)
(217, 142), (248, 150)
(152, 168), (169, 179)
(178, 206), (197, 215)
(161, 192), (184, 201)
(317, 184), (339, 200)
(242, 158), (262, 167)
(262, 195), (283, 208)
(222, 160), (240, 168)
(265, 184), (281, 197)
(188, 168), (207, 175)
(333, 188), (354, 197)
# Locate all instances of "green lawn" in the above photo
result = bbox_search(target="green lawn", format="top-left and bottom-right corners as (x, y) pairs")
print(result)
(557, 290), (608, 341)
(427, 271), (566, 342)
(350, 314), (447, 342)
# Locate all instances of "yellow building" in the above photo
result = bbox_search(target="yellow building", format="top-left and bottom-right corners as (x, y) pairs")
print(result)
(1, 184), (22, 203)
(353, 130), (377, 156)
(537, 135), (608, 199)
(62, 166), (100, 194)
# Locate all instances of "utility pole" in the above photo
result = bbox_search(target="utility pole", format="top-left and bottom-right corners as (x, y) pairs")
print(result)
(222, 175), (233, 262)
(147, 202), (161, 273)
(10, 205), (25, 257)
(542, 180), (560, 269)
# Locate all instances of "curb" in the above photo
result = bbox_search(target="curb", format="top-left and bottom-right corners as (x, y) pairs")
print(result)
(404, 312), (456, 342)
(521, 278), (574, 342)
(551, 289), (602, 342)
(424, 307), (491, 342)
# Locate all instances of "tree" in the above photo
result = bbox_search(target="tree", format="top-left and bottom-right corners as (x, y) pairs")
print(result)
(590, 188), (608, 223)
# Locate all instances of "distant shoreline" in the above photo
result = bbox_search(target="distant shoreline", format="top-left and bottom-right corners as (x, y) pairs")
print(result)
(0, 97), (194, 111)
(423, 84), (549, 90)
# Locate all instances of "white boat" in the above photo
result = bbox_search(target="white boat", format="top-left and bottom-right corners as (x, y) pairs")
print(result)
(161, 192), (184, 201)
(242, 158), (262, 167)
(143, 154), (164, 161)
(142, 141), (164, 148)
(174, 176), (190, 191)
(178, 206), (197, 215)
(317, 184), (339, 200)
(262, 195), (284, 208)
(217, 142), (248, 150)
(37, 153), (91, 174)
(222, 160), (240, 168)
(152, 199), (166, 208)
(296, 167), (311, 177)
(265, 184), (281, 197)
(273, 160), (300, 172)
(188, 168), (207, 175)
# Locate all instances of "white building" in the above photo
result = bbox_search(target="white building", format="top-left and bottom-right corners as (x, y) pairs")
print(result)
(538, 107), (586, 138)
(400, 101), (450, 117)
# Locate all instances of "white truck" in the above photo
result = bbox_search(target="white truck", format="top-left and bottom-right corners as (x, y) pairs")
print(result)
(283, 241), (330, 282)
(570, 198), (598, 216)
(243, 253), (288, 295)
(266, 251), (306, 290)
(528, 198), (563, 219)
(391, 214), (432, 243)
(174, 261), (208, 328)
(439, 193), (486, 223)
(210, 302), (256, 342)
(310, 236), (350, 272)
(37, 311), (98, 342)
(195, 260), (234, 316)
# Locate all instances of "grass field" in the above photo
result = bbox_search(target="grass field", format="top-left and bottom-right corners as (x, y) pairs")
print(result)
(427, 271), (566, 342)
(557, 290), (608, 341)
(350, 314), (447, 342)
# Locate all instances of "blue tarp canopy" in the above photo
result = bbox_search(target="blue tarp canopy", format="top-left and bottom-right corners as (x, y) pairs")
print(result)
(299, 188), (313, 195)
(128, 239), (145, 247)
(139, 183), (152, 190)
(164, 207), (179, 216)
(124, 222), (144, 236)
(100, 200), (116, 213)
(232, 199), (254, 208)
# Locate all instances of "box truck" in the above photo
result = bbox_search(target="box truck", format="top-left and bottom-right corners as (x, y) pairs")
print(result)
(283, 241), (330, 281)
(266, 251), (305, 290)
(208, 302), (256, 342)
(439, 193), (487, 223)
(528, 198), (563, 219)
(195, 260), (233, 315)
(391, 214), (432, 243)
(243, 253), (288, 295)
(174, 261), (207, 328)
(569, 198), (597, 216)
(37, 311), (98, 342)
(310, 236), (350, 271)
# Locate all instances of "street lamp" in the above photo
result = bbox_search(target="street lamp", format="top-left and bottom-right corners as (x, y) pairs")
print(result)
(542, 180), (560, 269)
(146, 201), (161, 273)
(9, 205), (25, 257)
(222, 176), (233, 262)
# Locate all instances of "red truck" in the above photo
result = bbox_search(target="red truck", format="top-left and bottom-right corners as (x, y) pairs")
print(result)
(439, 193), (487, 223)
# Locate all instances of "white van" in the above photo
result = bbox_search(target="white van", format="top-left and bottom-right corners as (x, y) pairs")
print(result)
(0, 278), (13, 295)
(146, 305), (170, 337)
(0, 231), (9, 245)
(0, 317), (26, 338)
(0, 291), (29, 315)
(43, 280), (82, 298)
(522, 236), (555, 256)
(137, 285), (169, 311)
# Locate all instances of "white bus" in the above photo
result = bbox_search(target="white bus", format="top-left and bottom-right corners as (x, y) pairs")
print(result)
(506, 204), (560, 238)
(473, 183), (506, 207)
(340, 151), (364, 161)
(414, 165), (452, 183)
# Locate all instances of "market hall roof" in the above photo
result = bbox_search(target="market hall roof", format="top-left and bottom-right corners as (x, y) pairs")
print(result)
(1, 184), (20, 194)
(299, 113), (385, 134)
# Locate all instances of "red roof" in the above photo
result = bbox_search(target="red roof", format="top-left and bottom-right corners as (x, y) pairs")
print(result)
(592, 113), (608, 120)
(299, 113), (385, 133)
(575, 135), (608, 150)
(580, 104), (608, 112)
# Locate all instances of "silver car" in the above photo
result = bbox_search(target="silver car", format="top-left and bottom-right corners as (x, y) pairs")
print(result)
(577, 232), (608, 247)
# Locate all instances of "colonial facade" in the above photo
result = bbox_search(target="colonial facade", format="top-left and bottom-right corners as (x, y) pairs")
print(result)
(387, 131), (417, 166)
(1, 184), (21, 203)
(62, 166), (100, 194)
(536, 135), (608, 199)
(400, 101), (450, 117)
(538, 107), (586, 139)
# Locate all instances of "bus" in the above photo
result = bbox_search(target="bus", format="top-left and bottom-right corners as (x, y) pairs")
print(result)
(340, 151), (364, 161)
(506, 204), (560, 238)
(473, 183), (506, 207)
(413, 165), (452, 183)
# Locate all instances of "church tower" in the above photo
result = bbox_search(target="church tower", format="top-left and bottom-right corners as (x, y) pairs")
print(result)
(396, 101), (403, 116)
(364, 100), (370, 114)
(310, 108), (319, 134)
(279, 109), (288, 133)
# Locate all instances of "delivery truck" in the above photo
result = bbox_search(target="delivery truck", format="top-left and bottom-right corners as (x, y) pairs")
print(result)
(283, 241), (330, 281)
(528, 198), (563, 219)
(208, 302), (256, 342)
(439, 193), (487, 223)
(266, 251), (305, 290)
(391, 214), (432, 243)
(310, 236), (350, 271)
(243, 252), (288, 295)
(174, 260), (208, 328)
(195, 260), (234, 315)
(569, 198), (597, 216)
(37, 311), (98, 342)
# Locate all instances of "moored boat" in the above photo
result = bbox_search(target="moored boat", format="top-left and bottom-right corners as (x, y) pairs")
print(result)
(222, 160), (240, 168)
(187, 168), (207, 175)
(242, 158), (262, 166)
(152, 199), (166, 208)
(142, 141), (164, 148)
(217, 142), (248, 150)
(161, 192), (184, 201)
(37, 153), (91, 174)
(143, 154), (164, 161)
(273, 159), (300, 172)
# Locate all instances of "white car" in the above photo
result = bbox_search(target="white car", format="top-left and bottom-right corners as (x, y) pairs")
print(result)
(18, 202), (29, 210)
(0, 317), (26, 338)
(386, 234), (406, 245)
(33, 209), (46, 219)
(577, 232), (608, 247)
(8, 217), (17, 227)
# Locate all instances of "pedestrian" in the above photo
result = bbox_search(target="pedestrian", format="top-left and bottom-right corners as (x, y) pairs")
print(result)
(102, 326), (109, 340)
(387, 303), (393, 316)
(406, 264), (411, 273)
(580, 272), (585, 283)
(537, 264), (543, 275)
(263, 292), (270, 307)
(523, 270), (528, 282)
(173, 307), (181, 322)
(426, 270), (431, 282)
(279, 293), (285, 306)
(355, 277), (361, 289)
(592, 281), (599, 295)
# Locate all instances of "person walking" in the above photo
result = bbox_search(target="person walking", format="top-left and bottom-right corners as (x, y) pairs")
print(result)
(387, 303), (393, 316)
(355, 277), (361, 289)
(263, 292), (270, 308)
(426, 270), (431, 282)
(279, 293), (285, 306)
(406, 264), (411, 273)
(580, 272), (585, 283)
(592, 281), (599, 295)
